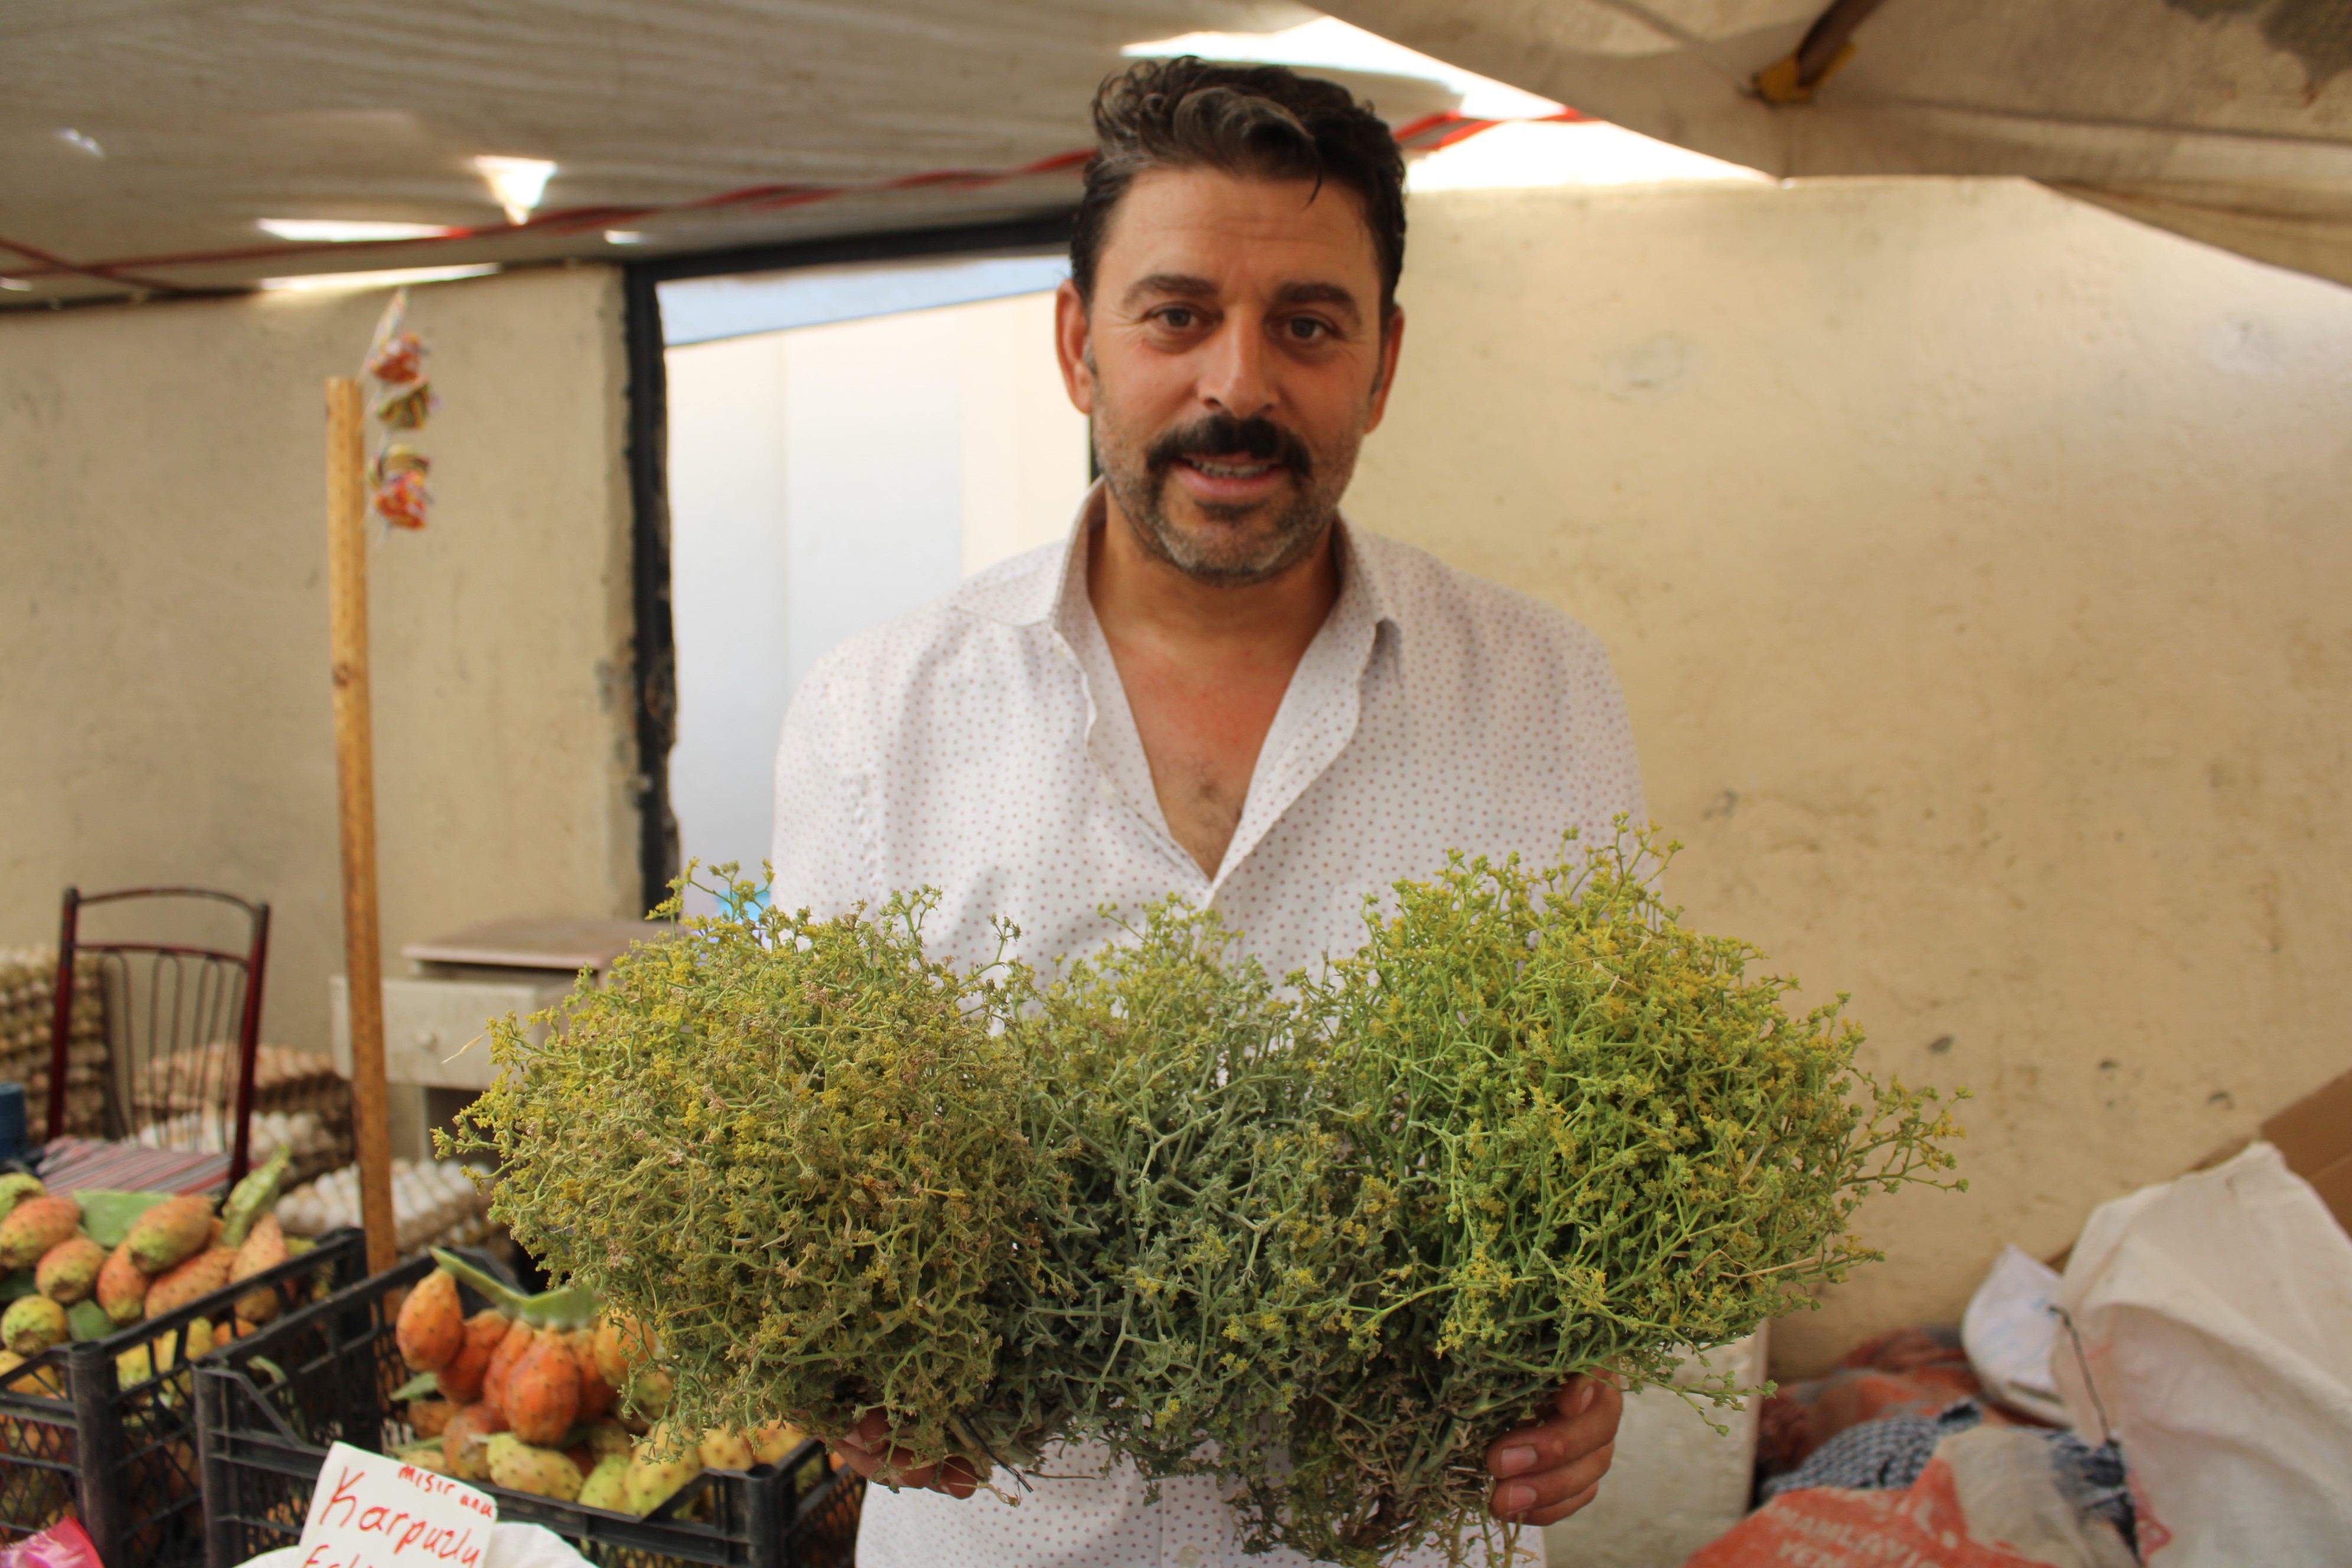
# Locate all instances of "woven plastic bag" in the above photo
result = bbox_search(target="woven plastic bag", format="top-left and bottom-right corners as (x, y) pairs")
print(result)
(1685, 1424), (2134, 1567)
(2053, 1140), (2352, 1564)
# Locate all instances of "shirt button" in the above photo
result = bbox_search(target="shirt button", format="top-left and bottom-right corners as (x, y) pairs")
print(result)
(1176, 1548), (1203, 1568)
(1097, 778), (1118, 801)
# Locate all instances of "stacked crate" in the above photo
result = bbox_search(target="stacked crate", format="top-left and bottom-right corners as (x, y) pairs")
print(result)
(0, 946), (109, 1138)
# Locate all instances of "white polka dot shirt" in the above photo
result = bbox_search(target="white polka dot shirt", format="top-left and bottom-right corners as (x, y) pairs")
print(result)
(770, 485), (1644, 1567)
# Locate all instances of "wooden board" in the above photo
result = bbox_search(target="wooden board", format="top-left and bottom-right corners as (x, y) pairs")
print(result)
(402, 917), (669, 974)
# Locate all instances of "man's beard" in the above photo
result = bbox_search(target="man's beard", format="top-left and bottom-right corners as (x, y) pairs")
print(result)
(1097, 409), (1352, 586)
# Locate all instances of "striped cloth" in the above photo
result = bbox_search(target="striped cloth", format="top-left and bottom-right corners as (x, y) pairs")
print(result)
(37, 1136), (228, 1195)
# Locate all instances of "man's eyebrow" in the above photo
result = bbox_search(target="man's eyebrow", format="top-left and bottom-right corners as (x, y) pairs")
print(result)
(1271, 280), (1363, 323)
(1121, 273), (1219, 309)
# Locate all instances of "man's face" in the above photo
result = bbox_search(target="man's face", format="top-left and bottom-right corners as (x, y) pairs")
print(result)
(1056, 165), (1404, 585)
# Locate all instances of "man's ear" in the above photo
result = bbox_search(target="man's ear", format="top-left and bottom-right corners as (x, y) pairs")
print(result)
(1366, 303), (1406, 432)
(1054, 279), (1097, 415)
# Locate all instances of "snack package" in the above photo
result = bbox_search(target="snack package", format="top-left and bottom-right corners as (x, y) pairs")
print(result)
(0, 1518), (103, 1568)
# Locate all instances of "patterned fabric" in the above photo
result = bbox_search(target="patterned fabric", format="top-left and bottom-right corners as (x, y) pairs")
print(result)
(770, 484), (1646, 1567)
(1757, 1325), (1985, 1477)
(1763, 1398), (2138, 1555)
(1762, 1399), (1989, 1499)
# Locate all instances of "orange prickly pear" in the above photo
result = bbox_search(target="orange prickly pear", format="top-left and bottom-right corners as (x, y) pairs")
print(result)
(505, 1329), (583, 1446)
(482, 1317), (537, 1420)
(96, 1242), (151, 1326)
(568, 1329), (615, 1422)
(35, 1236), (105, 1305)
(397, 1269), (464, 1371)
(0, 1197), (83, 1271)
(443, 1400), (509, 1482)
(144, 1245), (234, 1317)
(230, 1214), (289, 1325)
(592, 1314), (654, 1387)
(437, 1309), (508, 1404)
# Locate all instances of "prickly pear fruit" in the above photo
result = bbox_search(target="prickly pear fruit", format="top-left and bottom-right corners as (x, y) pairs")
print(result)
(397, 1268), (463, 1371)
(125, 1194), (214, 1274)
(231, 1214), (288, 1325)
(622, 1363), (673, 1421)
(577, 1453), (631, 1512)
(698, 1426), (754, 1471)
(625, 1431), (700, 1518)
(145, 1244), (234, 1317)
(750, 1422), (803, 1465)
(35, 1235), (104, 1305)
(506, 1329), (582, 1445)
(0, 1197), (83, 1271)
(0, 1175), (44, 1222)
(398, 1443), (452, 1476)
(485, 1434), (583, 1501)
(436, 1310), (507, 1404)
(592, 1314), (655, 1387)
(567, 1329), (615, 1422)
(218, 1145), (290, 1250)
(96, 1241), (150, 1326)
(442, 1400), (508, 1482)
(408, 1399), (456, 1438)
(481, 1317), (537, 1419)
(2, 1295), (68, 1356)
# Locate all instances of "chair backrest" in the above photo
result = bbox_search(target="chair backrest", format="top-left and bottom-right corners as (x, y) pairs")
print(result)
(50, 887), (273, 1187)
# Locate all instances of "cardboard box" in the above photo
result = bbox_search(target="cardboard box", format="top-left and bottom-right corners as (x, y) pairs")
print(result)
(2258, 1066), (2352, 1236)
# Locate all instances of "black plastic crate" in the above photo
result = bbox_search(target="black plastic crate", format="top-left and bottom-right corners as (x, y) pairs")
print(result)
(194, 1252), (862, 1568)
(0, 1226), (369, 1568)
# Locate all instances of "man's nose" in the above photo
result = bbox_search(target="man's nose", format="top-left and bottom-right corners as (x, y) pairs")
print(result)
(1197, 316), (1277, 422)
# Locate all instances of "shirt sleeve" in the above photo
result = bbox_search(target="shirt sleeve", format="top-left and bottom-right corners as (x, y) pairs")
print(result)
(1577, 636), (1647, 831)
(770, 662), (876, 919)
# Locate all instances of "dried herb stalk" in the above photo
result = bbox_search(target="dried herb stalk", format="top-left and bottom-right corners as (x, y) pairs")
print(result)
(454, 828), (1964, 1564)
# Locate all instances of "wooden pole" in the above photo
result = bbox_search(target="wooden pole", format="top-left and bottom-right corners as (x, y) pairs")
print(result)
(327, 375), (398, 1278)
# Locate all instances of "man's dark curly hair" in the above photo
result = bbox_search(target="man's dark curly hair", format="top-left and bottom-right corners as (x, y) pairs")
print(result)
(1071, 57), (1407, 324)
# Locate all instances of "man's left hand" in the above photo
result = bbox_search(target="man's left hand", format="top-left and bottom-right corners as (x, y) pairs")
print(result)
(1485, 1374), (1623, 1526)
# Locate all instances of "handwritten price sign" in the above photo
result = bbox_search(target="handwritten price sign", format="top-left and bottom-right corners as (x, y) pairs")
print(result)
(295, 1443), (497, 1568)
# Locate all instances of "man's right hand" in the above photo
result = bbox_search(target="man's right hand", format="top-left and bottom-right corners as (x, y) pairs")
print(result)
(830, 1413), (984, 1498)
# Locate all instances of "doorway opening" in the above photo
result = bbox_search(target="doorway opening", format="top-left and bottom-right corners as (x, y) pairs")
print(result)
(653, 241), (1090, 913)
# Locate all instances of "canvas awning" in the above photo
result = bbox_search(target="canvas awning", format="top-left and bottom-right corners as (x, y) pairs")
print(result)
(0, 0), (1459, 305)
(8, 1), (2347, 306)
(1323, 0), (2352, 290)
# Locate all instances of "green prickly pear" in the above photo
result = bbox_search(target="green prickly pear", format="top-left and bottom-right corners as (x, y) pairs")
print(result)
(484, 1433), (583, 1501)
(576, 1453), (630, 1512)
(125, 1194), (214, 1273)
(2, 1294), (68, 1356)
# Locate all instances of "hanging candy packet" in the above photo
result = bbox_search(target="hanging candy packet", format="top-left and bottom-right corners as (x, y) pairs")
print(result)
(374, 382), (436, 429)
(360, 290), (437, 528)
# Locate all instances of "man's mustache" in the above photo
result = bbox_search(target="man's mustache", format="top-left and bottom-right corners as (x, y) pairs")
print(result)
(1145, 414), (1314, 479)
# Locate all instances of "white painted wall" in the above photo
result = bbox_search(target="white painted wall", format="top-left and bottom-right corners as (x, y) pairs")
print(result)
(1353, 175), (2352, 1377)
(665, 289), (1088, 903)
(0, 266), (640, 1053)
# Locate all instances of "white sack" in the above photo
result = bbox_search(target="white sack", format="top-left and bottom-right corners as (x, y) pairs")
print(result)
(1962, 1243), (2072, 1427)
(2053, 1141), (2352, 1564)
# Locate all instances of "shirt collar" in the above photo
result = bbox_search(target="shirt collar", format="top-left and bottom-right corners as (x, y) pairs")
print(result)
(950, 479), (1402, 641)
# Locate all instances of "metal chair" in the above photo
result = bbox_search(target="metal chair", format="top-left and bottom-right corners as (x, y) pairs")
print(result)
(48, 887), (272, 1187)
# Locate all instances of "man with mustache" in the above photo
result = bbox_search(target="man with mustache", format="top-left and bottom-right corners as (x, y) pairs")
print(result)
(772, 55), (1641, 1568)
